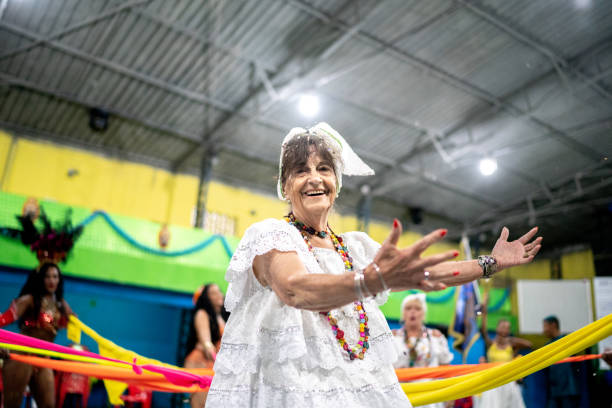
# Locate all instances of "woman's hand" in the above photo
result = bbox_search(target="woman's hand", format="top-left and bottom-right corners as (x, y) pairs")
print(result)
(374, 219), (459, 292)
(491, 227), (542, 271)
(203, 342), (217, 361)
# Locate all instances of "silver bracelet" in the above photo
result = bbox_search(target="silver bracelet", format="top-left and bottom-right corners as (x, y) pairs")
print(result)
(359, 271), (374, 298)
(372, 262), (388, 291)
(354, 272), (365, 299)
(477, 255), (498, 278)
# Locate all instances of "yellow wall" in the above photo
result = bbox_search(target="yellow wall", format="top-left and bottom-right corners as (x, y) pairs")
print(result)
(0, 133), (198, 226)
(504, 259), (552, 280)
(560, 250), (595, 278)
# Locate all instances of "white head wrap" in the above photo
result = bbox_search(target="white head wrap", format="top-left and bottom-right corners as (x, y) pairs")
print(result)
(401, 293), (427, 319)
(277, 122), (374, 200)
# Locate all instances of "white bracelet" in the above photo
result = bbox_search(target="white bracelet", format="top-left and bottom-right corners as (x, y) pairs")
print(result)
(372, 262), (388, 291)
(354, 272), (365, 299)
(359, 271), (374, 298)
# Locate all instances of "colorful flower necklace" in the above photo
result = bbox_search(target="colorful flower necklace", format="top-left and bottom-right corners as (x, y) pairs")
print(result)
(285, 213), (370, 360)
(404, 326), (431, 367)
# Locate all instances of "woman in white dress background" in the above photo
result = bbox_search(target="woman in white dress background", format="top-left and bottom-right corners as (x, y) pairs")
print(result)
(393, 293), (455, 408)
(205, 123), (543, 407)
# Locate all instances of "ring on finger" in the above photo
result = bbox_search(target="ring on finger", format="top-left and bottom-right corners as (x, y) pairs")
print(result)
(424, 270), (431, 281)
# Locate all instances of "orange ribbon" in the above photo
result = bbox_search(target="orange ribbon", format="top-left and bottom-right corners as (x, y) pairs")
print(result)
(9, 353), (601, 393)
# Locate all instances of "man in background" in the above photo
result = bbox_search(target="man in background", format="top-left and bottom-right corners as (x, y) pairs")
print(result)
(542, 316), (581, 408)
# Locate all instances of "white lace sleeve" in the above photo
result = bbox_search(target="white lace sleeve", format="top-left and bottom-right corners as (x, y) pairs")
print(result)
(433, 331), (454, 365)
(224, 219), (321, 312)
(342, 231), (390, 305)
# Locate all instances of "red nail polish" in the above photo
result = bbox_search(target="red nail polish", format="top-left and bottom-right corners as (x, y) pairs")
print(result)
(453, 251), (459, 257)
(453, 271), (460, 276)
(393, 219), (399, 228)
(440, 229), (447, 237)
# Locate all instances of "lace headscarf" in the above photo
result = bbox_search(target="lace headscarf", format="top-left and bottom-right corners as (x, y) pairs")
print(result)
(277, 122), (374, 200)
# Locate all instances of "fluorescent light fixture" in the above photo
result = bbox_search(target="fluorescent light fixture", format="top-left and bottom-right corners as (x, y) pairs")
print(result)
(574, 0), (591, 9)
(479, 158), (498, 176)
(298, 94), (319, 117)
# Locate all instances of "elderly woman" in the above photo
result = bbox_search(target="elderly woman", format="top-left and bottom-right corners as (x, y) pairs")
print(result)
(393, 293), (454, 408)
(205, 123), (542, 407)
(393, 293), (453, 369)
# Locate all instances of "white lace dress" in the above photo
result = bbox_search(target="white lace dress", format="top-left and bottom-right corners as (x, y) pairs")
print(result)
(206, 219), (411, 407)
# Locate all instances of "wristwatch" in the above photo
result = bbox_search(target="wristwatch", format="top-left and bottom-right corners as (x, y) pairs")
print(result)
(477, 255), (498, 278)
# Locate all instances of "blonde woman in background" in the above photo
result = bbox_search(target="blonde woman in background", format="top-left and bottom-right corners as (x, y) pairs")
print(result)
(393, 293), (455, 408)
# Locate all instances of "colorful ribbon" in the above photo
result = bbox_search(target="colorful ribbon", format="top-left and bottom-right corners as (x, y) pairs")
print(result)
(1, 313), (609, 406)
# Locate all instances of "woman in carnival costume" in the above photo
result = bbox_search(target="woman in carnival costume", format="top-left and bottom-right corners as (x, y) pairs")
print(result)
(205, 123), (542, 407)
(0, 209), (82, 408)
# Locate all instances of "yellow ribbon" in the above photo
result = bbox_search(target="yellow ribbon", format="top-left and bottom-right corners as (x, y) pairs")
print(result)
(406, 313), (612, 405)
(68, 315), (180, 404)
(0, 342), (130, 369)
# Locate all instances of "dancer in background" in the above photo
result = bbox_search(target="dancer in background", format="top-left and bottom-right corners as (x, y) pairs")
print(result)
(1, 263), (74, 408)
(393, 293), (454, 408)
(1, 206), (82, 408)
(475, 293), (532, 408)
(183, 283), (229, 408)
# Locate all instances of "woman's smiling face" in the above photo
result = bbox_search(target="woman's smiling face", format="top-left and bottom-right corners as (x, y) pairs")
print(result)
(284, 147), (337, 219)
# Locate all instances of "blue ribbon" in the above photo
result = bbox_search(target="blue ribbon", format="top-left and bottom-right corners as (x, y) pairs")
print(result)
(77, 211), (234, 258)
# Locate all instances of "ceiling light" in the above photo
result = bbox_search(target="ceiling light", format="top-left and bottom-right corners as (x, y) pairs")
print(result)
(479, 158), (497, 176)
(574, 0), (591, 9)
(298, 94), (319, 117)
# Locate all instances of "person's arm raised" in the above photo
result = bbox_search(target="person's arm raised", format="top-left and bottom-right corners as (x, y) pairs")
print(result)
(479, 294), (492, 348)
(424, 227), (542, 287)
(254, 220), (458, 311)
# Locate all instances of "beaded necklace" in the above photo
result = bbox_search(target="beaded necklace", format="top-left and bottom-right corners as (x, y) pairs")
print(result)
(286, 213), (328, 238)
(285, 213), (369, 360)
(404, 326), (431, 367)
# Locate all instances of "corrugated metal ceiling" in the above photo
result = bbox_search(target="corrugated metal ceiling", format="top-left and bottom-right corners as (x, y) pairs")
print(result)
(0, 0), (611, 249)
